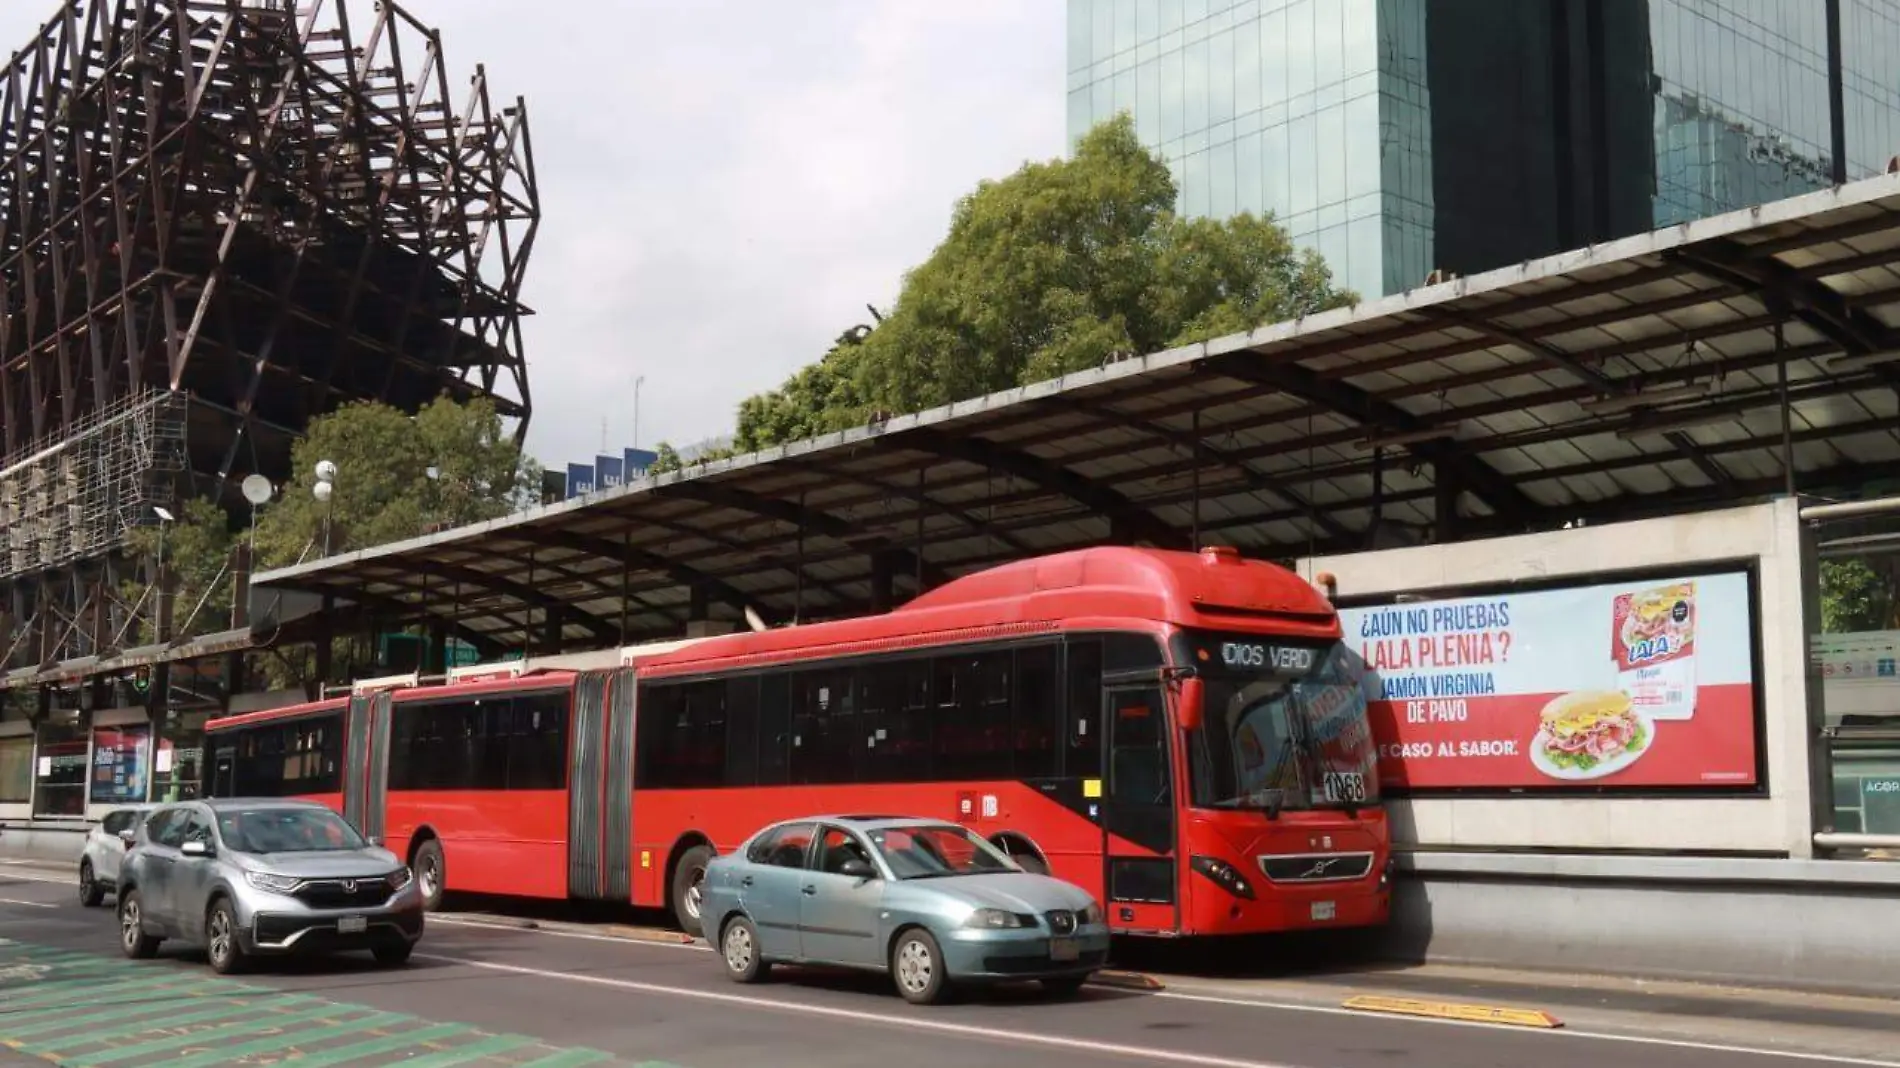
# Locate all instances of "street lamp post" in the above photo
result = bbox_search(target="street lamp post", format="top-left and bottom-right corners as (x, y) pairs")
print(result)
(313, 460), (337, 555)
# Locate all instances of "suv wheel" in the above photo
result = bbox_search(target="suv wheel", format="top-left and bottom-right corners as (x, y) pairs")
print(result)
(205, 900), (245, 975)
(119, 890), (160, 959)
(373, 942), (414, 967)
(78, 860), (104, 908)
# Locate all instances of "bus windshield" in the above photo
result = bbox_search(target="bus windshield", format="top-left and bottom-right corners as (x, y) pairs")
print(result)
(1180, 636), (1380, 814)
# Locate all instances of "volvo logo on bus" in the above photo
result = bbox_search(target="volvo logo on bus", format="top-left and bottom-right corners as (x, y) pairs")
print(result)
(1219, 641), (1315, 673)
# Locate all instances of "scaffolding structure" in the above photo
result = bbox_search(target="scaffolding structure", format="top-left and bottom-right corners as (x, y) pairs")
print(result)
(0, 0), (539, 682)
(0, 390), (189, 582)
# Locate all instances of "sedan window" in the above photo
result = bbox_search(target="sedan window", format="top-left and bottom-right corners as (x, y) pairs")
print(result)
(867, 824), (1017, 880)
(746, 822), (817, 869)
(817, 827), (874, 876)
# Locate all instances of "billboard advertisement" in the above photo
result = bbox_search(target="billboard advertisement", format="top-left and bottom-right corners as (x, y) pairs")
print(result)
(1336, 569), (1760, 793)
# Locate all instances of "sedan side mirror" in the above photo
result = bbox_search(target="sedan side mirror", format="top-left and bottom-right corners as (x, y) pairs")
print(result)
(180, 839), (212, 858)
(368, 835), (384, 848)
(839, 858), (876, 880)
(117, 830), (136, 848)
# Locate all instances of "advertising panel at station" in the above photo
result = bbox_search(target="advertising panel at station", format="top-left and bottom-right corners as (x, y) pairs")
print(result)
(1335, 569), (1760, 792)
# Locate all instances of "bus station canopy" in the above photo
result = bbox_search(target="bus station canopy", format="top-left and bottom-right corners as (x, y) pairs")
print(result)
(250, 173), (1900, 655)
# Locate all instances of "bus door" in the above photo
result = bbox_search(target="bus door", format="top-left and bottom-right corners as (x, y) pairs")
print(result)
(342, 691), (392, 840)
(1100, 677), (1179, 932)
(210, 747), (236, 797)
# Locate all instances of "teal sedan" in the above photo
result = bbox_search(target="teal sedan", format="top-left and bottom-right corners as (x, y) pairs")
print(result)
(702, 816), (1109, 1005)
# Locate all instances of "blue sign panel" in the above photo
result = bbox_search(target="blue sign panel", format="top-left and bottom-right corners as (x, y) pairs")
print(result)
(624, 447), (659, 477)
(595, 454), (626, 491)
(565, 462), (595, 499)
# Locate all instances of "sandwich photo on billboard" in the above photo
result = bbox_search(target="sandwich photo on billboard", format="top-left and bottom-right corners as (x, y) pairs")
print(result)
(1531, 690), (1652, 780)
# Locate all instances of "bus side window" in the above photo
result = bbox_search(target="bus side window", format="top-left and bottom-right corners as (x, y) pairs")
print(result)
(1014, 645), (1061, 778)
(1065, 639), (1103, 780)
(756, 672), (792, 786)
(725, 677), (760, 787)
(510, 693), (570, 791)
(790, 669), (856, 785)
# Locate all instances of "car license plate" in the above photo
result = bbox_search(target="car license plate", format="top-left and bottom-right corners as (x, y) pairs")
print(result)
(1310, 900), (1336, 922)
(1049, 937), (1079, 962)
(337, 915), (368, 934)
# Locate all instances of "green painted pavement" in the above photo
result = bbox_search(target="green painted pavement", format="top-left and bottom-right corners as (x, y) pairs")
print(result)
(0, 937), (688, 1067)
(2, 991), (319, 1041)
(61, 1005), (389, 1067)
(392, 1034), (543, 1067)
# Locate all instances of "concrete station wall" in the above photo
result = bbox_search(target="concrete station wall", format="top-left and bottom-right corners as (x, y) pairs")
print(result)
(1303, 499), (1900, 995)
(1303, 497), (1815, 858)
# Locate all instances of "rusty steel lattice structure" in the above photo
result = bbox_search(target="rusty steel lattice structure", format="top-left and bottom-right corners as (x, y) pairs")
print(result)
(0, 0), (539, 680)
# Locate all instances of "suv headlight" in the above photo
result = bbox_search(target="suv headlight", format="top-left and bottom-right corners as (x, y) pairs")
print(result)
(245, 871), (302, 894)
(963, 908), (1031, 929)
(389, 866), (414, 890)
(1080, 901), (1104, 925)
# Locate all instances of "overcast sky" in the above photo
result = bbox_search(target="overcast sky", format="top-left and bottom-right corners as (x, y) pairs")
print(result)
(0, 0), (1065, 468)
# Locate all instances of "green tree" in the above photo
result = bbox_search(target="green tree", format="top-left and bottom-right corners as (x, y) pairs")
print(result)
(253, 395), (540, 566)
(123, 396), (538, 681)
(1821, 558), (1898, 633)
(121, 496), (238, 645)
(733, 115), (1355, 449)
(647, 442), (685, 475)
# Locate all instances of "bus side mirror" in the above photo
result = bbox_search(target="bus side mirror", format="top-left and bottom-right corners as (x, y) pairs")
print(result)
(1177, 677), (1205, 733)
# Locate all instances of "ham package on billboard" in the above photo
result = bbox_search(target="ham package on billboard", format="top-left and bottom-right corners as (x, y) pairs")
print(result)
(1336, 571), (1758, 791)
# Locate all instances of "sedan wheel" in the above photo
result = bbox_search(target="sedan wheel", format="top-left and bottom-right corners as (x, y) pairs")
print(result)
(720, 916), (769, 983)
(891, 929), (951, 1005)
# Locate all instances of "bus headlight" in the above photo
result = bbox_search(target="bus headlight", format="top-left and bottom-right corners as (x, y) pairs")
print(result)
(1190, 855), (1256, 900)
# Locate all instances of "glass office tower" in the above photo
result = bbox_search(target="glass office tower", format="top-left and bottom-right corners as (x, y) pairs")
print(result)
(1066, 0), (1900, 298)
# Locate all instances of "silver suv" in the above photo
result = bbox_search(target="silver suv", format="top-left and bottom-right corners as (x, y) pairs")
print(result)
(117, 798), (424, 973)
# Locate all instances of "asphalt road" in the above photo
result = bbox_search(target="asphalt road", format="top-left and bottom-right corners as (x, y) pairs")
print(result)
(0, 868), (1892, 1068)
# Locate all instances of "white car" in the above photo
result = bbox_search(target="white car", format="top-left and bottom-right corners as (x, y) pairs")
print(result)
(78, 805), (155, 907)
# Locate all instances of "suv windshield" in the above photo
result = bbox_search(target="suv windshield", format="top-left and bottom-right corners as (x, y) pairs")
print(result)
(865, 824), (1019, 880)
(1178, 635), (1380, 814)
(216, 807), (367, 854)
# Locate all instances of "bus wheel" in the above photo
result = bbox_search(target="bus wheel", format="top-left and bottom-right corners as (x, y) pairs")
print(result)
(412, 839), (446, 912)
(671, 845), (714, 938)
(996, 837), (1048, 875)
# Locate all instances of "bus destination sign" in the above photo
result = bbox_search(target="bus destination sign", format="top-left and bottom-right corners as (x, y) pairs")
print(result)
(1213, 640), (1317, 674)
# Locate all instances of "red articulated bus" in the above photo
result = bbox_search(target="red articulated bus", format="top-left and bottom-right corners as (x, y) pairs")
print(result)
(206, 545), (1391, 938)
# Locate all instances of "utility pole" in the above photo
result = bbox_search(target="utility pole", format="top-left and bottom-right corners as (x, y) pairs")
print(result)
(633, 375), (645, 448)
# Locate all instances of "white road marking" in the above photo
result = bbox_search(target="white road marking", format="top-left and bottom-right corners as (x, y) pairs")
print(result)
(1155, 991), (1900, 1068)
(413, 950), (1295, 1068)
(428, 913), (710, 953)
(0, 898), (55, 909)
(0, 871), (69, 886)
